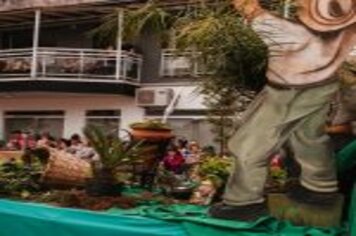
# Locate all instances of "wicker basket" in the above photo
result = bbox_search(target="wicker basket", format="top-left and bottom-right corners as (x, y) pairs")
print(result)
(41, 150), (92, 188)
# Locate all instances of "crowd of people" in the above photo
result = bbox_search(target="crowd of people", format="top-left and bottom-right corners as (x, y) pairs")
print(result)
(162, 139), (216, 174)
(3, 130), (98, 161)
(2, 131), (215, 173)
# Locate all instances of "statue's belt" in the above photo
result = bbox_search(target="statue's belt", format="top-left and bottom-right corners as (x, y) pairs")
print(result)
(267, 78), (338, 90)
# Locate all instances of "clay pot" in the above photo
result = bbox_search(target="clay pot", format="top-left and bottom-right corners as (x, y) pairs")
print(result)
(325, 124), (352, 134)
(131, 128), (174, 142)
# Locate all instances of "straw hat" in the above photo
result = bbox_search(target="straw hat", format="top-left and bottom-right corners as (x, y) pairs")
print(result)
(298, 0), (356, 32)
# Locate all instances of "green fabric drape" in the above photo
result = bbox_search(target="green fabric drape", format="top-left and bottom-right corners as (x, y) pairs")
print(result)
(337, 140), (356, 173)
(0, 200), (186, 236)
(111, 204), (345, 236)
(0, 199), (347, 236)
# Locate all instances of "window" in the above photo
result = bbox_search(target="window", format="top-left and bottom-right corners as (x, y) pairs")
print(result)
(167, 119), (215, 148)
(160, 49), (196, 77)
(4, 110), (65, 139)
(160, 49), (209, 77)
(85, 110), (121, 136)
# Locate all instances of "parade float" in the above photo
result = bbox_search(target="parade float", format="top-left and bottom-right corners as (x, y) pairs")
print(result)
(0, 0), (355, 236)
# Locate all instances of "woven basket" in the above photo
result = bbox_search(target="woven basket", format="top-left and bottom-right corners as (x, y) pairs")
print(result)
(41, 150), (92, 188)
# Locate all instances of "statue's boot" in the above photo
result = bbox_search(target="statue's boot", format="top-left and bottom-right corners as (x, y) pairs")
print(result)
(286, 183), (339, 207)
(208, 202), (269, 221)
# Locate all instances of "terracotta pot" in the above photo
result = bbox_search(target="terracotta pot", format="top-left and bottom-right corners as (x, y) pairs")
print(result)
(131, 128), (174, 141)
(325, 124), (352, 134)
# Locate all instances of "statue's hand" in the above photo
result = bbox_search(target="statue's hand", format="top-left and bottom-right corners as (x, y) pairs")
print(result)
(232, 0), (264, 20)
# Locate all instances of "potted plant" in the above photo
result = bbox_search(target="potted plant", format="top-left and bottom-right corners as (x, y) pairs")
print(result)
(190, 156), (232, 205)
(130, 119), (174, 142)
(84, 125), (142, 196)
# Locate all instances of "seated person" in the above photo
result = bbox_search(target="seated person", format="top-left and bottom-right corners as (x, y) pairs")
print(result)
(186, 141), (201, 165)
(67, 134), (84, 155)
(163, 146), (185, 174)
(6, 130), (22, 150)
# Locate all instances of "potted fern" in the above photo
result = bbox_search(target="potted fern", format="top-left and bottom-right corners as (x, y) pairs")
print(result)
(83, 125), (142, 196)
(130, 120), (174, 142)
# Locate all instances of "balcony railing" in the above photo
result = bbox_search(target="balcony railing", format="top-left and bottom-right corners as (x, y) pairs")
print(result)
(0, 47), (142, 83)
(160, 49), (207, 77)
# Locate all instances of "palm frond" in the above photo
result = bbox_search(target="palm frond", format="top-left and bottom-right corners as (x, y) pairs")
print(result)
(83, 125), (142, 170)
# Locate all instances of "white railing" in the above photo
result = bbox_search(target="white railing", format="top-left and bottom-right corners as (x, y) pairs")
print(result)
(160, 49), (207, 77)
(0, 47), (142, 83)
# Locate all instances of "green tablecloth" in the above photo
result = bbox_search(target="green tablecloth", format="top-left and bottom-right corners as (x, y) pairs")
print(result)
(0, 199), (347, 236)
(0, 200), (185, 236)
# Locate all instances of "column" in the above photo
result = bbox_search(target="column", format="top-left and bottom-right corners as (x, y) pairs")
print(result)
(31, 9), (41, 79)
(64, 109), (86, 138)
(115, 9), (124, 80)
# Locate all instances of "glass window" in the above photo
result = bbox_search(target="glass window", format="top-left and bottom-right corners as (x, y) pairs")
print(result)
(4, 110), (64, 139)
(167, 119), (215, 148)
(85, 110), (121, 136)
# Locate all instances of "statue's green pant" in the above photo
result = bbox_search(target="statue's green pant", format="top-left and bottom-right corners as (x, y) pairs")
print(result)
(224, 81), (339, 206)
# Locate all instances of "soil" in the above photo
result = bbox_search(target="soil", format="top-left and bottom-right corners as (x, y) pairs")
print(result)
(62, 191), (137, 210)
(26, 190), (136, 210)
(24, 189), (175, 211)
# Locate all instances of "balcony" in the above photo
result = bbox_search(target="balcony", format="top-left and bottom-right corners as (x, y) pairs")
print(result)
(160, 49), (207, 78)
(0, 47), (142, 84)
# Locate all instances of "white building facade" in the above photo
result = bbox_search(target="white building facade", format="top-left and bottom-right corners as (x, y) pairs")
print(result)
(0, 0), (215, 146)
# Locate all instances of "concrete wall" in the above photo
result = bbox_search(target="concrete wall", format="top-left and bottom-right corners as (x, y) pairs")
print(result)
(0, 92), (144, 139)
(142, 85), (206, 110)
(0, 85), (206, 139)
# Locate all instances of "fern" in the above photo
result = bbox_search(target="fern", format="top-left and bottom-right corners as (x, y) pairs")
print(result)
(83, 125), (142, 172)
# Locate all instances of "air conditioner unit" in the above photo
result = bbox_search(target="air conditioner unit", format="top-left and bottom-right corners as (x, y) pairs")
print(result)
(136, 88), (174, 107)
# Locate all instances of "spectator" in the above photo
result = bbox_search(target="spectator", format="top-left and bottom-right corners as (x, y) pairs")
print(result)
(67, 133), (83, 155)
(163, 146), (185, 174)
(36, 132), (54, 148)
(75, 139), (98, 161)
(177, 138), (190, 158)
(57, 138), (71, 152)
(186, 141), (201, 165)
(6, 130), (22, 150)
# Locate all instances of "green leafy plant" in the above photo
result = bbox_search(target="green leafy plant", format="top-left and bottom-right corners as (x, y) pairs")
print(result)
(171, 1), (267, 153)
(83, 125), (143, 196)
(270, 166), (288, 183)
(198, 156), (232, 187)
(0, 160), (43, 197)
(266, 166), (288, 193)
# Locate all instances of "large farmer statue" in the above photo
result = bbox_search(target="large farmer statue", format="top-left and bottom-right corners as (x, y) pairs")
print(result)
(210, 0), (356, 221)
